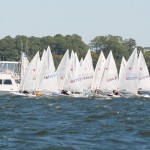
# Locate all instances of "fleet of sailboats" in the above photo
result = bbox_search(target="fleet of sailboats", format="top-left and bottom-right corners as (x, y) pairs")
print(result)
(2, 45), (150, 98)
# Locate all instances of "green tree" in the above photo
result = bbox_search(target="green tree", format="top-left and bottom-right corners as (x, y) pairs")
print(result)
(90, 35), (137, 69)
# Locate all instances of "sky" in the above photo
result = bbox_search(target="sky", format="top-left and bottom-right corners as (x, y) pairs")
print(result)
(0, 0), (150, 47)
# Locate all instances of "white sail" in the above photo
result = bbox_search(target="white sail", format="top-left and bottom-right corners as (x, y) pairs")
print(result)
(34, 49), (46, 90)
(39, 49), (47, 73)
(91, 51), (106, 91)
(99, 50), (118, 92)
(56, 49), (70, 91)
(20, 52), (29, 79)
(19, 51), (40, 92)
(137, 51), (150, 91)
(118, 48), (138, 94)
(63, 53), (83, 93)
(80, 57), (83, 67)
(37, 46), (59, 93)
(119, 56), (126, 79)
(70, 50), (75, 61)
(81, 50), (94, 92)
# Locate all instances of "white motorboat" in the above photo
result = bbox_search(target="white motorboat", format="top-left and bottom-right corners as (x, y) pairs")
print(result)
(0, 61), (20, 95)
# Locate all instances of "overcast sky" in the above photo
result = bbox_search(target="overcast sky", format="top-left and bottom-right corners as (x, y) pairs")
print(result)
(0, 0), (150, 47)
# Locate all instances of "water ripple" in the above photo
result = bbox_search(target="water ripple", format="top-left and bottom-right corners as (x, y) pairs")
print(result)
(0, 96), (150, 149)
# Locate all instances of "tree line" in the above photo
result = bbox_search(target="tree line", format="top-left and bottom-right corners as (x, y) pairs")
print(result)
(0, 34), (150, 70)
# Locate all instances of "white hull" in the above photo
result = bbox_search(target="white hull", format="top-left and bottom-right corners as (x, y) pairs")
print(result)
(0, 73), (19, 95)
(119, 91), (138, 98)
(11, 92), (37, 97)
(71, 93), (89, 98)
(139, 94), (150, 98)
(11, 92), (27, 96)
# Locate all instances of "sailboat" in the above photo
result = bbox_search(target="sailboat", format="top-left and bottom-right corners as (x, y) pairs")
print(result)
(62, 53), (83, 95)
(11, 52), (40, 97)
(81, 50), (94, 92)
(19, 51), (40, 93)
(99, 50), (118, 96)
(56, 49), (70, 92)
(137, 51), (150, 97)
(36, 46), (59, 95)
(90, 51), (109, 98)
(91, 51), (106, 92)
(118, 48), (138, 97)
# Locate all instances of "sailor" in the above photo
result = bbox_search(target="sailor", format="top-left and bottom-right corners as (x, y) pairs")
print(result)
(23, 90), (29, 94)
(35, 91), (43, 96)
(113, 89), (119, 95)
(61, 90), (69, 95)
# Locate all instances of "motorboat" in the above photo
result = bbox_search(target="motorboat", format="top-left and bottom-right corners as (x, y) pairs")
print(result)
(0, 61), (20, 95)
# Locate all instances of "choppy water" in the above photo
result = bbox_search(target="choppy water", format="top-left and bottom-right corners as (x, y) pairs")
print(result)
(0, 95), (150, 150)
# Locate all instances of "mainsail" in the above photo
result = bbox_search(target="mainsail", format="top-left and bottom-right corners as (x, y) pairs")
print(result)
(63, 53), (83, 93)
(118, 48), (138, 94)
(37, 46), (59, 93)
(81, 50), (94, 92)
(99, 50), (118, 92)
(19, 51), (40, 92)
(137, 51), (150, 91)
(56, 49), (70, 91)
(91, 51), (106, 91)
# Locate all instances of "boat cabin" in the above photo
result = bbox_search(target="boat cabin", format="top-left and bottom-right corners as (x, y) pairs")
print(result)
(0, 61), (20, 93)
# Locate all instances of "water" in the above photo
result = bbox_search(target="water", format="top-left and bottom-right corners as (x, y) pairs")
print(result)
(0, 95), (150, 150)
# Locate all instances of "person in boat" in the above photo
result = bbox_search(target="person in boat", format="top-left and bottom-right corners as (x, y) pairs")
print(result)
(61, 90), (69, 95)
(94, 88), (102, 94)
(138, 88), (143, 95)
(113, 89), (119, 95)
(22, 90), (29, 94)
(138, 91), (142, 95)
(35, 91), (43, 96)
